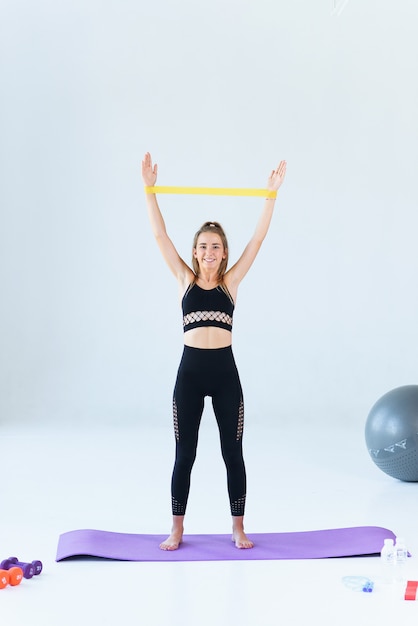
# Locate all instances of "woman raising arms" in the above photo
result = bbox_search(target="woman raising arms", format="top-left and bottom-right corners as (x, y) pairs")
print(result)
(142, 152), (286, 550)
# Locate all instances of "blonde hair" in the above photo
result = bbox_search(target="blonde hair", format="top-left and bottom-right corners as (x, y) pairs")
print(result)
(192, 221), (229, 283)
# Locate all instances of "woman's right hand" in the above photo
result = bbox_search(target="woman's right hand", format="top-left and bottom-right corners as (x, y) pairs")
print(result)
(141, 152), (158, 186)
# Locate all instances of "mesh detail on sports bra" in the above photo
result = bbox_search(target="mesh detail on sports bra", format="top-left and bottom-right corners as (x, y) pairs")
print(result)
(183, 310), (233, 328)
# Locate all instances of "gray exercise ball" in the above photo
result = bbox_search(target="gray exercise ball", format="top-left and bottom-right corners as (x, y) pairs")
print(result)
(365, 385), (418, 481)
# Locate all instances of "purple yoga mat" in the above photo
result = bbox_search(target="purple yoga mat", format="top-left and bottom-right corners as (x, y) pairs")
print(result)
(56, 526), (395, 562)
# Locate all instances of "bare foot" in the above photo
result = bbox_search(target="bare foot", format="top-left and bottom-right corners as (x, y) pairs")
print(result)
(159, 529), (183, 551)
(232, 530), (254, 549)
(231, 515), (253, 549)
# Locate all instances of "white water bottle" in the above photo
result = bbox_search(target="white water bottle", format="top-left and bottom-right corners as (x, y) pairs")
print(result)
(394, 537), (408, 582)
(380, 538), (395, 583)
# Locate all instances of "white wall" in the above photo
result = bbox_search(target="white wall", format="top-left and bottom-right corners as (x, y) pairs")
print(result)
(1, 0), (417, 428)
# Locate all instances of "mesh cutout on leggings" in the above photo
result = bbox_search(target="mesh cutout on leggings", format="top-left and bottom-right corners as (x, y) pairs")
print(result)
(173, 398), (179, 442)
(172, 496), (186, 515)
(183, 310), (233, 327)
(231, 495), (246, 516)
(236, 399), (244, 441)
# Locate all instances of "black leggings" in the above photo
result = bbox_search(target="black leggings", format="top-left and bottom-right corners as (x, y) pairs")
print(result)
(171, 345), (246, 517)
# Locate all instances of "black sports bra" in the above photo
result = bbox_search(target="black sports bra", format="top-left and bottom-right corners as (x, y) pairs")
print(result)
(182, 283), (234, 332)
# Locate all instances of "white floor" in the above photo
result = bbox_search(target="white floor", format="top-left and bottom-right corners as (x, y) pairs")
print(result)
(1, 418), (418, 625)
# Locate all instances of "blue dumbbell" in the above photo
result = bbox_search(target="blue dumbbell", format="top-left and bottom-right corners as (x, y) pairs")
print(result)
(0, 557), (42, 579)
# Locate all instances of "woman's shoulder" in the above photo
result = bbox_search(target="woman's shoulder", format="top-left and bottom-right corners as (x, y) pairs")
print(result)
(221, 274), (237, 305)
(178, 272), (197, 300)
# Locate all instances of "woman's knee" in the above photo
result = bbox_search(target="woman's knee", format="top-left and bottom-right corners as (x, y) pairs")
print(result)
(221, 445), (245, 472)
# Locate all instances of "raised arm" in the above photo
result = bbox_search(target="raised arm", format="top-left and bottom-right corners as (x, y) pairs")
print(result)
(142, 152), (194, 290)
(225, 160), (287, 294)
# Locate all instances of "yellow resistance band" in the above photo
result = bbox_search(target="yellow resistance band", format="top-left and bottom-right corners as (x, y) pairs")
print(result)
(144, 186), (277, 199)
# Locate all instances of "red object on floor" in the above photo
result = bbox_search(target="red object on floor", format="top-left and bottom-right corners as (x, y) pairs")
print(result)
(405, 581), (418, 601)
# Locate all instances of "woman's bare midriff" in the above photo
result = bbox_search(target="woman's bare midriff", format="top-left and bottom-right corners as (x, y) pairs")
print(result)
(184, 327), (232, 349)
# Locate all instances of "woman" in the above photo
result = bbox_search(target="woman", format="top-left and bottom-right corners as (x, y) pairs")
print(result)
(142, 152), (286, 550)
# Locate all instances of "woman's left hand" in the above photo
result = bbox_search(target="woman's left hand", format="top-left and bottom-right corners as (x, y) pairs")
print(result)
(267, 160), (287, 191)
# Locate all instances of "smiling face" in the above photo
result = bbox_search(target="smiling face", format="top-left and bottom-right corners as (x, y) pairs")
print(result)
(191, 221), (229, 281)
(193, 232), (226, 274)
